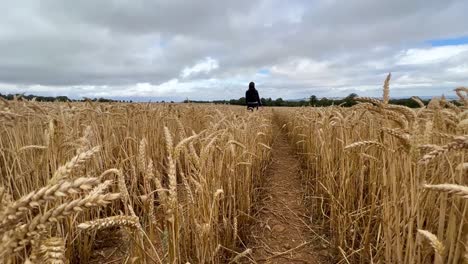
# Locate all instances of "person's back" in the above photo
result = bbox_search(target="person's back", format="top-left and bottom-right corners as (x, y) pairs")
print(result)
(246, 82), (261, 110)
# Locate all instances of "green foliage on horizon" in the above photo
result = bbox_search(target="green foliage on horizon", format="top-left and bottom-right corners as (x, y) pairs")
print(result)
(0, 92), (121, 103)
(184, 93), (434, 108)
(1, 92), (442, 108)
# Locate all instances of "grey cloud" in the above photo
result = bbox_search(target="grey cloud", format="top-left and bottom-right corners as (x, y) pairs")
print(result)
(39, 0), (255, 35)
(0, 0), (467, 99)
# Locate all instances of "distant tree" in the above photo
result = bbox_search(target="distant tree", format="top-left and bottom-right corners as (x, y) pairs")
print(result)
(238, 97), (246, 105)
(97, 97), (114, 102)
(342, 93), (358, 107)
(309, 95), (318, 106)
(317, 97), (332, 107)
(274, 98), (284, 106)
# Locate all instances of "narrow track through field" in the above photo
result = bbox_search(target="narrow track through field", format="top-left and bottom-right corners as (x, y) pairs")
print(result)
(243, 119), (331, 264)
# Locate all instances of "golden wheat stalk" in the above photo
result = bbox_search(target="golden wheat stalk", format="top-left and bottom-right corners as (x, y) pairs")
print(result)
(411, 96), (425, 108)
(0, 96), (9, 107)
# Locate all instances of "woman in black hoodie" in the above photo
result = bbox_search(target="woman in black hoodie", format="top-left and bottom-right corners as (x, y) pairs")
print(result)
(246, 82), (262, 110)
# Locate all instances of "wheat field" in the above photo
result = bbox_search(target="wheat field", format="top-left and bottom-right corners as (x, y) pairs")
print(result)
(0, 85), (467, 263)
(277, 86), (468, 263)
(0, 101), (273, 263)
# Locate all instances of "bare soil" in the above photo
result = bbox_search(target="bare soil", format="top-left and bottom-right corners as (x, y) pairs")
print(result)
(242, 125), (332, 264)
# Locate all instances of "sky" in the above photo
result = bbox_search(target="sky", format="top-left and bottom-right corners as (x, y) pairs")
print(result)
(1, 0), (468, 101)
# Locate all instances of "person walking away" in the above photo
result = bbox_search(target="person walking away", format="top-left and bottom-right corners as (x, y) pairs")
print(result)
(246, 82), (262, 110)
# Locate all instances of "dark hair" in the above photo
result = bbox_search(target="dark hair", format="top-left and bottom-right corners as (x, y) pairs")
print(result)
(249, 82), (255, 91)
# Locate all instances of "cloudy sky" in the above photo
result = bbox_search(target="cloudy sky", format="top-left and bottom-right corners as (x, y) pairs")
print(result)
(1, 0), (468, 101)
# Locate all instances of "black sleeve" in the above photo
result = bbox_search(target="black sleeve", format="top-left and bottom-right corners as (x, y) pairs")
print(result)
(256, 91), (262, 105)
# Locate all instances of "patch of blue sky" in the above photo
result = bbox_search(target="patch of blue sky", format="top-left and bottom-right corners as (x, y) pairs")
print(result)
(257, 69), (270, 75)
(428, 36), (468, 47)
(158, 38), (169, 49)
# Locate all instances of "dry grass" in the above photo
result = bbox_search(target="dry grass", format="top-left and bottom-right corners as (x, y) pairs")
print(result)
(0, 103), (273, 263)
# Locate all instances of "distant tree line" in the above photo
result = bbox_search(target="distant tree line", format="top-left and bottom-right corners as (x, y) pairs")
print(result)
(2, 92), (447, 108)
(185, 93), (436, 108)
(0, 93), (125, 103)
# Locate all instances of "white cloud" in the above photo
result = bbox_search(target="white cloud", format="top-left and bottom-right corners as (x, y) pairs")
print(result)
(271, 59), (330, 79)
(181, 57), (219, 78)
(447, 64), (468, 74)
(396, 45), (468, 65)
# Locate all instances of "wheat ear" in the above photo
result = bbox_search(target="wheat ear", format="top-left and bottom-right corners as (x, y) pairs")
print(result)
(344, 141), (384, 151)
(418, 144), (443, 153)
(78, 215), (140, 231)
(1, 192), (120, 255)
(144, 160), (157, 224)
(454, 87), (468, 104)
(381, 128), (411, 150)
(383, 72), (391, 104)
(417, 230), (445, 264)
(385, 104), (416, 124)
(38, 237), (66, 264)
(419, 136), (468, 164)
(355, 97), (383, 107)
(49, 146), (101, 184)
(423, 183), (468, 199)
(174, 134), (198, 160)
(0, 177), (99, 232)
(138, 138), (147, 170)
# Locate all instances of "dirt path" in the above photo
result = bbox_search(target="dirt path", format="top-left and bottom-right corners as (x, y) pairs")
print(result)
(243, 122), (330, 264)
